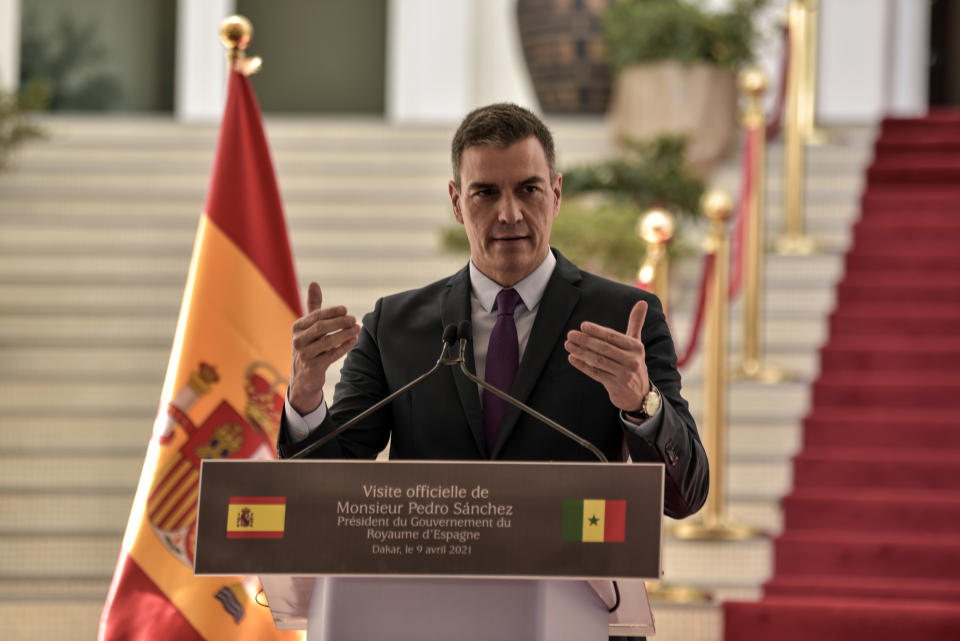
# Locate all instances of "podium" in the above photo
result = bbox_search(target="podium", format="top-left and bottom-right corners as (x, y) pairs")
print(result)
(195, 460), (663, 639)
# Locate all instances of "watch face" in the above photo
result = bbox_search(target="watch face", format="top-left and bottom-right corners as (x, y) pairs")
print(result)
(644, 388), (662, 415)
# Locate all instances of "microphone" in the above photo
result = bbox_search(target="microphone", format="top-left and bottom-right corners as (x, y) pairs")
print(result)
(289, 323), (460, 459)
(453, 320), (608, 463)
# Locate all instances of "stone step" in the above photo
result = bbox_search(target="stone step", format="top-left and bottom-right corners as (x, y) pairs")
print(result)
(0, 227), (441, 257)
(0, 535), (120, 578)
(0, 578), (110, 600)
(0, 602), (104, 641)
(0, 417), (153, 452)
(0, 254), (466, 286)
(663, 537), (772, 586)
(0, 492), (132, 535)
(648, 602), (723, 641)
(0, 199), (447, 226)
(0, 280), (838, 321)
(0, 596), (728, 641)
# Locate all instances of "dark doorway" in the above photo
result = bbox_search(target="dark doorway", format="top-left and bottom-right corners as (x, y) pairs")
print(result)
(929, 0), (960, 106)
(236, 0), (387, 114)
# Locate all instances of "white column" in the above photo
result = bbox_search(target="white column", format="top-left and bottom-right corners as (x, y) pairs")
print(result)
(818, 0), (931, 123)
(818, 0), (891, 122)
(386, 0), (472, 123)
(387, 0), (538, 123)
(0, 0), (20, 92)
(888, 0), (930, 116)
(175, 0), (235, 122)
(468, 0), (538, 112)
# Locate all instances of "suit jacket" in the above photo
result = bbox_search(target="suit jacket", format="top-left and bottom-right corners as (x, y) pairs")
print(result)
(278, 250), (708, 518)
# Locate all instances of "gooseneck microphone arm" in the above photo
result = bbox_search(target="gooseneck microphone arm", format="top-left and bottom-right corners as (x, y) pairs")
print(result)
(454, 320), (608, 464)
(289, 324), (460, 460)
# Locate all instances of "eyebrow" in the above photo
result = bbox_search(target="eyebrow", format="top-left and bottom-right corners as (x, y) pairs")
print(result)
(467, 176), (546, 191)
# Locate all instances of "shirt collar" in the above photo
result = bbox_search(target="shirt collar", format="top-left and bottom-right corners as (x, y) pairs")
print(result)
(469, 250), (557, 313)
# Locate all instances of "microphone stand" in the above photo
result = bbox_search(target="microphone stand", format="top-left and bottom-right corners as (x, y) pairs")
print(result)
(453, 335), (608, 464)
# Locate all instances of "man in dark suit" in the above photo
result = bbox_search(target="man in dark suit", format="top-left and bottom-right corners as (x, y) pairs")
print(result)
(278, 103), (708, 520)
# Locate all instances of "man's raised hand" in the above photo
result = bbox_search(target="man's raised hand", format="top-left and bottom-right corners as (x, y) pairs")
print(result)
(564, 300), (650, 413)
(288, 282), (361, 415)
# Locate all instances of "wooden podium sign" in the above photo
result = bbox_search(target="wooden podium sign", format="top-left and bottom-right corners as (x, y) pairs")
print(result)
(195, 459), (663, 580)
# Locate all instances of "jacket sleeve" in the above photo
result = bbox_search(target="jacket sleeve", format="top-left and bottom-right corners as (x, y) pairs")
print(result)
(623, 293), (710, 519)
(277, 298), (392, 460)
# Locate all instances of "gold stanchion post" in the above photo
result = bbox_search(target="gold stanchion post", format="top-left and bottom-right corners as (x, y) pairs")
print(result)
(732, 69), (795, 384)
(636, 209), (675, 318)
(800, 0), (829, 144)
(777, 0), (817, 255)
(673, 191), (761, 542)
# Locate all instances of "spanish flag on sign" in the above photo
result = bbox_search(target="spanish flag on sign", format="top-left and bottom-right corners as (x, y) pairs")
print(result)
(227, 496), (287, 539)
(562, 499), (627, 542)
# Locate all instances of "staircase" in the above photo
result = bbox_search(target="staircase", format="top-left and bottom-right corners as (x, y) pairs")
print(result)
(725, 114), (960, 641)
(0, 115), (873, 640)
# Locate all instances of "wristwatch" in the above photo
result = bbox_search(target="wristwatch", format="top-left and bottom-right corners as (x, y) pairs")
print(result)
(625, 385), (662, 421)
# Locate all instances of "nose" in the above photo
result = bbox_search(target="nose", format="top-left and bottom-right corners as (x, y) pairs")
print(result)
(497, 193), (523, 225)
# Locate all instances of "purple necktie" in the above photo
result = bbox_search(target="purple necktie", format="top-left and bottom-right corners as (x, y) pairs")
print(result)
(483, 288), (522, 450)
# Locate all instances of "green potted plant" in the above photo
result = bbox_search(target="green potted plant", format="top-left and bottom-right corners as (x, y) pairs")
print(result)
(603, 0), (767, 173)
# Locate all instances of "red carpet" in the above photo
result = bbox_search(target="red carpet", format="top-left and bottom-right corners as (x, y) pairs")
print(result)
(724, 114), (960, 640)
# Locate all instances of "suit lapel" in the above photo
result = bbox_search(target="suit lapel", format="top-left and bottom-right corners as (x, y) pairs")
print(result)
(441, 266), (489, 458)
(491, 252), (582, 458)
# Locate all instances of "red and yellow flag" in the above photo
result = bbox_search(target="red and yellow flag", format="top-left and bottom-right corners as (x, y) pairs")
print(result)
(98, 69), (302, 641)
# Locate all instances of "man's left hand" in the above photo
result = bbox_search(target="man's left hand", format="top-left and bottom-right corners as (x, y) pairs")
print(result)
(564, 300), (650, 413)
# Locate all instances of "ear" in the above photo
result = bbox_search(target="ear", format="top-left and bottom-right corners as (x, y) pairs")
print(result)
(551, 172), (562, 218)
(449, 180), (464, 224)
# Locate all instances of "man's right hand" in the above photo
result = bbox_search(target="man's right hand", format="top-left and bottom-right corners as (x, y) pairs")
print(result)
(288, 282), (361, 415)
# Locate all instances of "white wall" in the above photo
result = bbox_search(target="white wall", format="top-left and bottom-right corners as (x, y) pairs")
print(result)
(818, 0), (929, 121)
(0, 0), (20, 92)
(175, 0), (235, 122)
(387, 0), (537, 123)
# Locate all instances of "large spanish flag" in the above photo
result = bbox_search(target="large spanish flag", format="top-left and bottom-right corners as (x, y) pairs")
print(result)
(98, 69), (302, 641)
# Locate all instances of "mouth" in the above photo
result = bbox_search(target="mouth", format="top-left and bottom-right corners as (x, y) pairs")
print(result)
(490, 235), (528, 243)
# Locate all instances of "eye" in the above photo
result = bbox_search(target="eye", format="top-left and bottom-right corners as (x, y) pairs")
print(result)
(523, 184), (541, 194)
(472, 188), (495, 198)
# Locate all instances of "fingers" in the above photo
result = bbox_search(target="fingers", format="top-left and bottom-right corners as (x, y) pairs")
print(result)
(568, 353), (614, 385)
(297, 323), (360, 361)
(292, 304), (351, 331)
(565, 331), (631, 377)
(576, 321), (643, 352)
(625, 300), (648, 340)
(307, 282), (323, 313)
(294, 311), (357, 347)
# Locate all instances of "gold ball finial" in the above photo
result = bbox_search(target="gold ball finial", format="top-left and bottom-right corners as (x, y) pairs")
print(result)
(220, 15), (253, 51)
(637, 209), (676, 245)
(739, 67), (768, 97)
(702, 189), (734, 222)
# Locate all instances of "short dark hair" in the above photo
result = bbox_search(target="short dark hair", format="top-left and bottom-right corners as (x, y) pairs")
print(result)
(450, 103), (556, 188)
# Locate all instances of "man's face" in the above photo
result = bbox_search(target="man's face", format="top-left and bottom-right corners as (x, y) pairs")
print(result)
(449, 136), (562, 287)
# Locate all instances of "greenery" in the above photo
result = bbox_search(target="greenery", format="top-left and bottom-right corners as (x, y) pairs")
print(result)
(0, 82), (48, 170)
(440, 135), (705, 281)
(19, 10), (122, 110)
(602, 0), (768, 71)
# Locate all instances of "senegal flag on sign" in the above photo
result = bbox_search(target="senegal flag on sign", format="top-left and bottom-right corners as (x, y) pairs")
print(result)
(562, 499), (627, 542)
